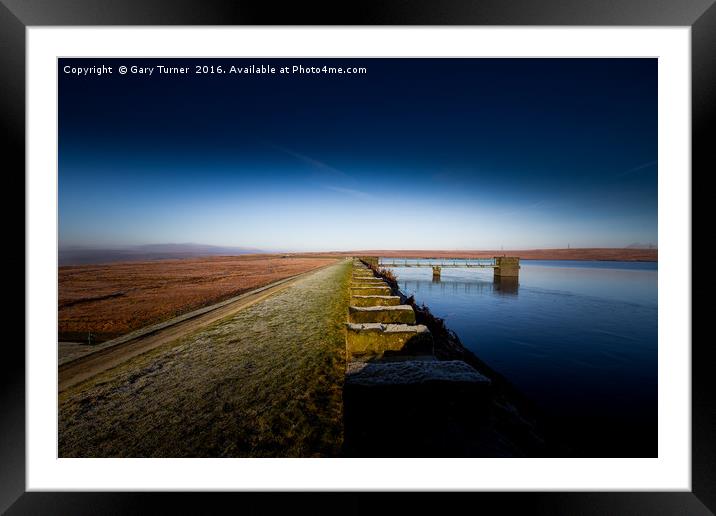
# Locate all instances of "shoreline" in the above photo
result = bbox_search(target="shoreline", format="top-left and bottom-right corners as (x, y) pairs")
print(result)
(366, 256), (656, 457)
(58, 248), (658, 268)
(364, 259), (549, 456)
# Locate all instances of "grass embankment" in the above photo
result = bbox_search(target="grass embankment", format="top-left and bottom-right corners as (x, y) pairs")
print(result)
(59, 260), (351, 457)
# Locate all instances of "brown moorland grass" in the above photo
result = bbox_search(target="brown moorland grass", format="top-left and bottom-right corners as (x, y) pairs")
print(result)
(310, 248), (657, 262)
(59, 260), (352, 457)
(59, 255), (337, 342)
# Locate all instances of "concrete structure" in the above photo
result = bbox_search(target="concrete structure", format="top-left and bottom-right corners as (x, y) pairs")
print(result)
(352, 278), (387, 285)
(346, 359), (490, 389)
(494, 256), (520, 278)
(360, 256), (379, 267)
(347, 259), (430, 357)
(349, 305), (417, 324)
(350, 295), (401, 307)
(344, 259), (493, 456)
(377, 256), (521, 281)
(345, 323), (432, 356)
(351, 285), (391, 295)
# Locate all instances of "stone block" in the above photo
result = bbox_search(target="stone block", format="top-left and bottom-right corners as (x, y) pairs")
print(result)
(345, 359), (490, 388)
(350, 295), (401, 307)
(352, 279), (387, 286)
(345, 322), (432, 355)
(351, 286), (391, 295)
(349, 305), (416, 324)
(342, 359), (492, 457)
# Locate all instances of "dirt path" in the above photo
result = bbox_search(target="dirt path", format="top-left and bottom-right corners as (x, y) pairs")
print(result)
(58, 261), (340, 392)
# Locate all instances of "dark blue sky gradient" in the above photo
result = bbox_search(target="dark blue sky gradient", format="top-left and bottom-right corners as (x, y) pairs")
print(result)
(59, 58), (657, 250)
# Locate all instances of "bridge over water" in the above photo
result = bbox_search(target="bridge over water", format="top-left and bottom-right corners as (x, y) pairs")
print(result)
(373, 256), (520, 280)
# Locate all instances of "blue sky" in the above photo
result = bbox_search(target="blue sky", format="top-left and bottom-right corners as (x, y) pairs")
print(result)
(58, 58), (657, 251)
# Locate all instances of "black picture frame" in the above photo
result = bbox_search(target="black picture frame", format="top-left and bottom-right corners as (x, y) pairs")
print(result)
(5, 1), (709, 514)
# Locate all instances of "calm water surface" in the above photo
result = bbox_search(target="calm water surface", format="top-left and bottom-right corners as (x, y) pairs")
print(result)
(386, 259), (657, 457)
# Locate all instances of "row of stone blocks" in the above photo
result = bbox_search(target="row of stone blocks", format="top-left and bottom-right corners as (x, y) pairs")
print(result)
(343, 260), (491, 457)
(345, 260), (490, 396)
(347, 261), (430, 356)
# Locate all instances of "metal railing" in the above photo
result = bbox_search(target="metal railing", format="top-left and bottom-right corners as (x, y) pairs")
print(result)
(378, 258), (497, 268)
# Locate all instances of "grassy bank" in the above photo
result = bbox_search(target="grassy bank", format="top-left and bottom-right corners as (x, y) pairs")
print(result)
(59, 259), (351, 457)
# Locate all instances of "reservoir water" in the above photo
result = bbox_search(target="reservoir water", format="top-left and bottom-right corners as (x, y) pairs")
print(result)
(386, 259), (658, 457)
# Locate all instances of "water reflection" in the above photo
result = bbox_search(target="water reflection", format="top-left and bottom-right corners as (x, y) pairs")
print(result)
(401, 277), (518, 296)
(494, 276), (519, 294)
(385, 259), (657, 457)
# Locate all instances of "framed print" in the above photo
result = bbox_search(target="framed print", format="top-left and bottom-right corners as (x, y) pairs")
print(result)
(6, 0), (710, 513)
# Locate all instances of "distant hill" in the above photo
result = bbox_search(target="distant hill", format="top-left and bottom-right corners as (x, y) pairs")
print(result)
(59, 243), (263, 266)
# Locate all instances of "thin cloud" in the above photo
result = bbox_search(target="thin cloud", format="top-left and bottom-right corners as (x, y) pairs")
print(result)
(268, 143), (349, 179)
(268, 143), (375, 200)
(324, 185), (378, 201)
(617, 160), (657, 177)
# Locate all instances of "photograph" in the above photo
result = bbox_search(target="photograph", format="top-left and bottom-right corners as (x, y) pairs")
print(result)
(56, 57), (658, 459)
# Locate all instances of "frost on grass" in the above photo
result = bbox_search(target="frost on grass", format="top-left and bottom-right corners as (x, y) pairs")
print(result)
(59, 261), (351, 458)
(59, 256), (337, 342)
